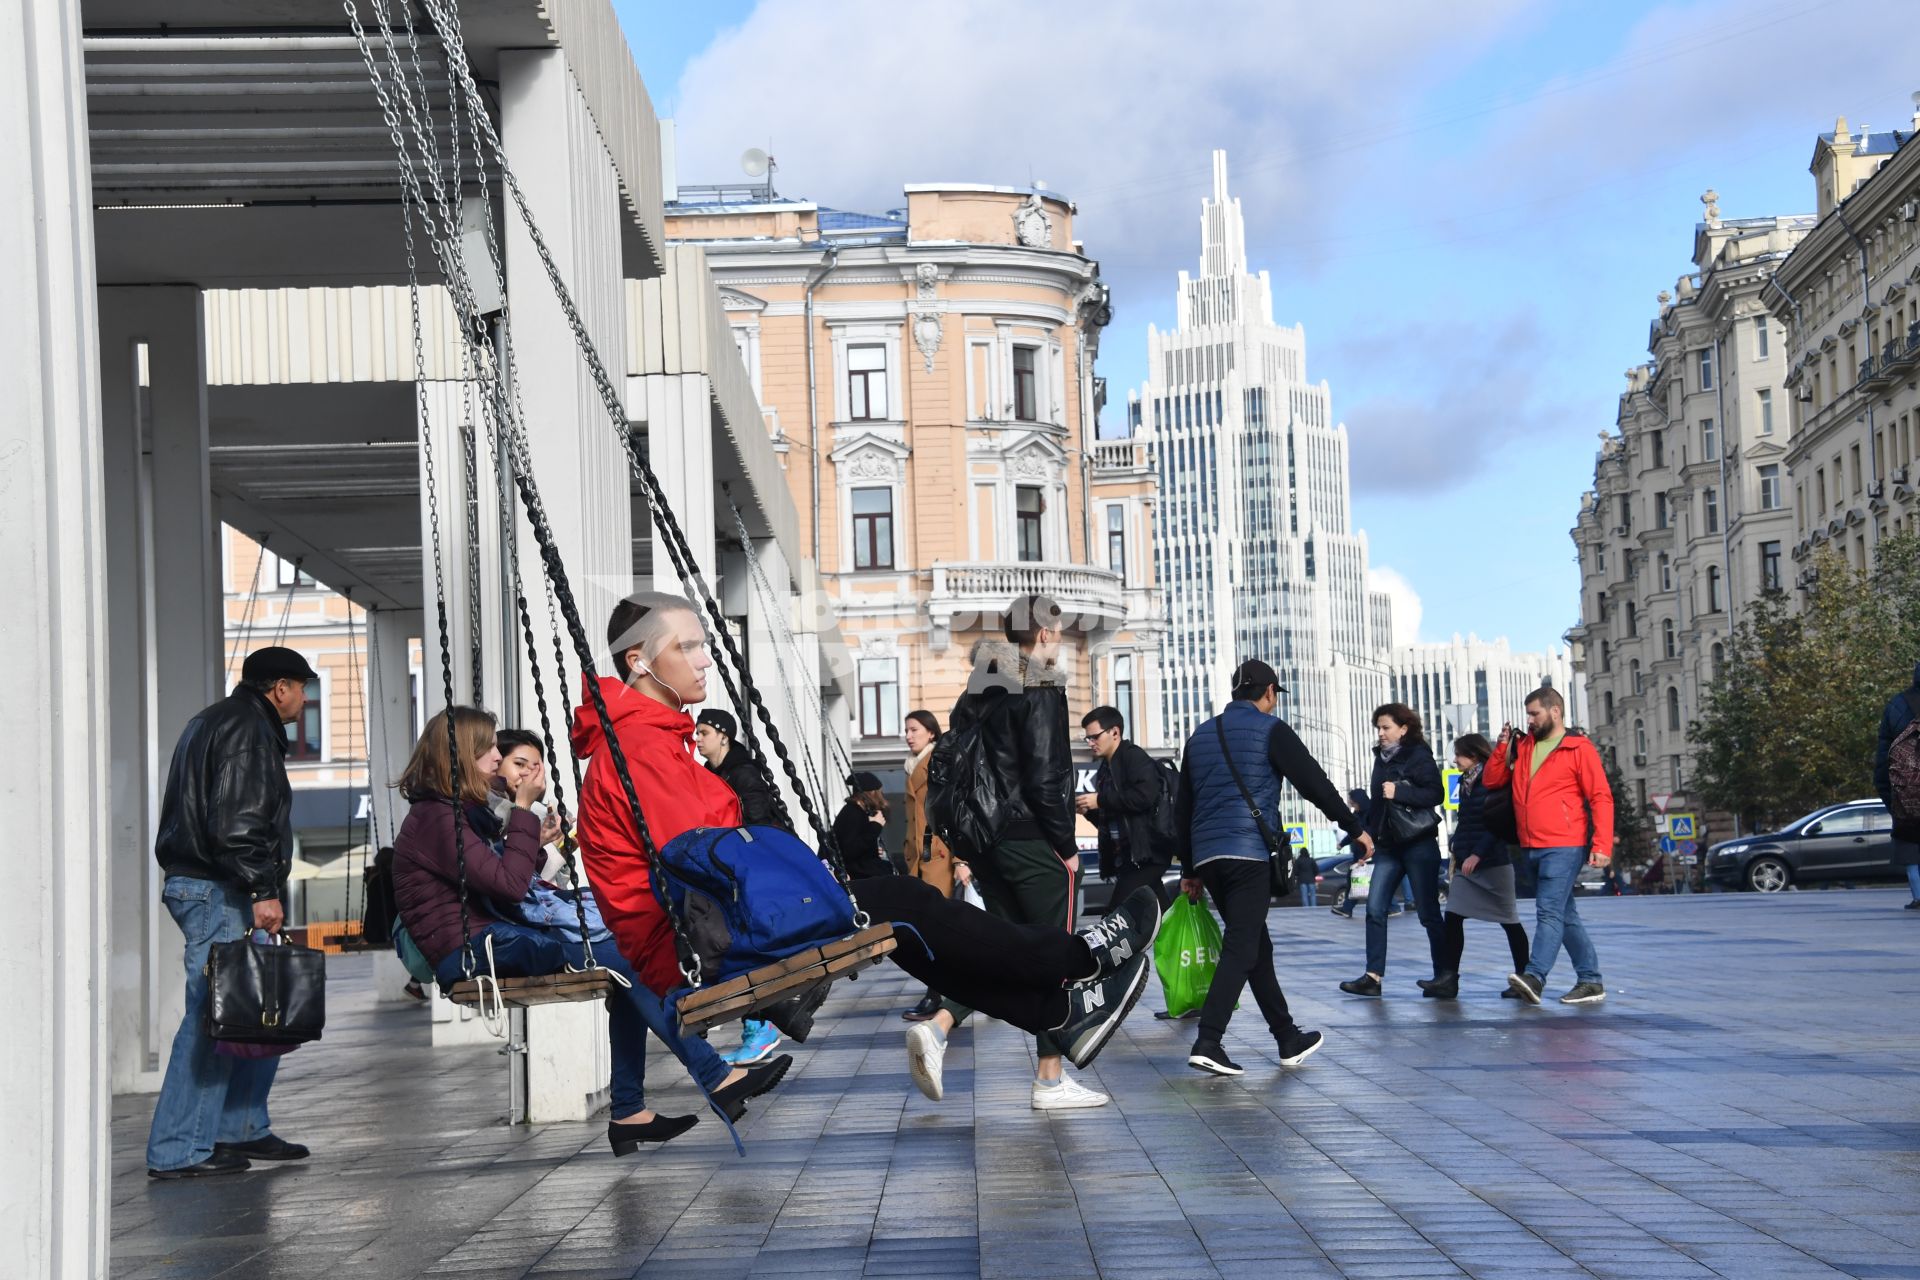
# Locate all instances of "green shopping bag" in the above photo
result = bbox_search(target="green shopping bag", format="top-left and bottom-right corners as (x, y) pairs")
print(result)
(1152, 894), (1225, 1017)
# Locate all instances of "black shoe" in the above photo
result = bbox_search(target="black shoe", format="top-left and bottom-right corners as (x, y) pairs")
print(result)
(900, 993), (942, 1023)
(1153, 1008), (1202, 1021)
(1056, 950), (1151, 1069)
(765, 983), (831, 1042)
(149, 1151), (250, 1180)
(1077, 886), (1163, 982)
(1422, 975), (1459, 1000)
(608, 1113), (698, 1155)
(1507, 972), (1544, 1005)
(1905, 899), (1920, 910)
(1558, 982), (1607, 1005)
(1500, 986), (1521, 999)
(711, 1052), (793, 1121)
(1188, 1038), (1244, 1076)
(1277, 1029), (1324, 1067)
(1339, 974), (1381, 997)
(214, 1135), (308, 1161)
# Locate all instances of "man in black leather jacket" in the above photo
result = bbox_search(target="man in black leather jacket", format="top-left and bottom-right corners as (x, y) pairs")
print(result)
(923, 594), (1114, 1110)
(1077, 705), (1170, 909)
(146, 646), (312, 1180)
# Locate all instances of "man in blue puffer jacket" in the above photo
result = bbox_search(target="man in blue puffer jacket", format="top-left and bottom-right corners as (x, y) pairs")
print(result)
(1175, 660), (1372, 1076)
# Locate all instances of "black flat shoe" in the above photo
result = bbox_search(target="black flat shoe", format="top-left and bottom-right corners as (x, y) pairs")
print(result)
(1338, 974), (1382, 998)
(1422, 976), (1459, 999)
(149, 1151), (250, 1179)
(215, 1135), (308, 1161)
(901, 993), (941, 1023)
(608, 1113), (698, 1155)
(711, 1052), (793, 1121)
(766, 983), (831, 1041)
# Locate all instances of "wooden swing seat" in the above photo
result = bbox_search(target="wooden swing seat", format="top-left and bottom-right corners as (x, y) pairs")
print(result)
(674, 923), (896, 1034)
(444, 968), (617, 1008)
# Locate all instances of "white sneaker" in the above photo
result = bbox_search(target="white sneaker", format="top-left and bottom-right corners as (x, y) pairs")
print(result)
(1031, 1073), (1109, 1110)
(905, 1022), (946, 1102)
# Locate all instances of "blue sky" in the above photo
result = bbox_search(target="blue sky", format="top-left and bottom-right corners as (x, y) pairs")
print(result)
(612, 0), (1912, 653)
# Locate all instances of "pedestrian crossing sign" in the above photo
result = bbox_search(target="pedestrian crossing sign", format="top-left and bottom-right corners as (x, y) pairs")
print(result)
(1444, 768), (1462, 811)
(1284, 823), (1307, 849)
(1667, 813), (1696, 839)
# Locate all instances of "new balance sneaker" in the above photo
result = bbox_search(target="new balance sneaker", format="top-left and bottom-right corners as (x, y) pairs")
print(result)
(1031, 1073), (1109, 1110)
(1056, 950), (1151, 1069)
(1559, 982), (1607, 1005)
(722, 1019), (782, 1065)
(1276, 1029), (1325, 1068)
(1188, 1039), (1244, 1076)
(905, 1021), (946, 1102)
(1338, 973), (1382, 997)
(1507, 972), (1545, 1005)
(1077, 886), (1163, 982)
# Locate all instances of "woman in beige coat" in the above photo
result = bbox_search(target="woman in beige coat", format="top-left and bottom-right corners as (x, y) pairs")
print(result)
(902, 709), (954, 1021)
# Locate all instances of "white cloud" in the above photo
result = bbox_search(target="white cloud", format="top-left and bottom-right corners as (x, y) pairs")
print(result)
(1368, 565), (1423, 648)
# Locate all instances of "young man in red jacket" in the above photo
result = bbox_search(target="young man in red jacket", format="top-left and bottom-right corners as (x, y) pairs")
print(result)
(1482, 686), (1614, 1005)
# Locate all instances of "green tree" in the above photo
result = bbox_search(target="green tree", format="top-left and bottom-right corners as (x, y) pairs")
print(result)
(1597, 746), (1654, 877)
(1690, 532), (1920, 829)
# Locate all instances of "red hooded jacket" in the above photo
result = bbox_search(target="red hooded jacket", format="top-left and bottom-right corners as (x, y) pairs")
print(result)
(570, 675), (741, 995)
(1482, 728), (1616, 859)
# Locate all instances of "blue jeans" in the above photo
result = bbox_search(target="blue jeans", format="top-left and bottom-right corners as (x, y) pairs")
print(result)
(1299, 878), (1317, 907)
(147, 876), (281, 1171)
(433, 921), (730, 1116)
(1906, 864), (1920, 899)
(1526, 846), (1602, 985)
(1364, 838), (1446, 976)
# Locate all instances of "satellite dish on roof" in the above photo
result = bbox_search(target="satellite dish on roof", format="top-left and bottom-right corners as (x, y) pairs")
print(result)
(740, 148), (771, 179)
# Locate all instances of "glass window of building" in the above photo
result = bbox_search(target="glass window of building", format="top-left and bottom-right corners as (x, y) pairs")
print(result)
(1015, 485), (1044, 562)
(848, 344), (887, 420)
(1012, 346), (1038, 421)
(851, 486), (894, 570)
(286, 677), (322, 760)
(857, 659), (900, 738)
(1106, 504), (1126, 577)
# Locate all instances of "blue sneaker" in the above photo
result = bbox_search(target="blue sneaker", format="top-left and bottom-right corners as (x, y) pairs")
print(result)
(722, 1019), (782, 1065)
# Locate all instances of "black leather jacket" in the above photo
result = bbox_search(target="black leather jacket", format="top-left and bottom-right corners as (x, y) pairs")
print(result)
(153, 685), (294, 902)
(949, 669), (1075, 861)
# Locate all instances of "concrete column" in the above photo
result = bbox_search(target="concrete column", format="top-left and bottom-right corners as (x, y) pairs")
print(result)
(500, 47), (634, 706)
(366, 606), (421, 839)
(417, 380), (482, 713)
(99, 286), (220, 1096)
(1, 0), (112, 1272)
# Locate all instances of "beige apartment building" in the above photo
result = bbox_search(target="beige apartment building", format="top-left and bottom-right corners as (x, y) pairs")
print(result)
(1570, 196), (1811, 823)
(1770, 112), (1920, 575)
(667, 182), (1166, 768)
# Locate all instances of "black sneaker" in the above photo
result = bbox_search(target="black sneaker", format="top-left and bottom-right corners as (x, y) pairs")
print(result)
(1056, 950), (1151, 1069)
(1499, 986), (1521, 999)
(214, 1134), (308, 1161)
(1277, 1029), (1324, 1067)
(1507, 972), (1544, 1005)
(1077, 886), (1162, 982)
(1905, 899), (1920, 910)
(148, 1150), (250, 1179)
(1188, 1038), (1244, 1076)
(1338, 974), (1381, 997)
(1559, 982), (1607, 1005)
(765, 982), (832, 1042)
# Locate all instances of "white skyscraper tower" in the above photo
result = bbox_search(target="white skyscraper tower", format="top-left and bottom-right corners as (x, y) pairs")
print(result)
(1132, 151), (1394, 810)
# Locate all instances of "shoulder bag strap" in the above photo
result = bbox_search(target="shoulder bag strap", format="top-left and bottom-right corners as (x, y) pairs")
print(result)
(1213, 718), (1282, 852)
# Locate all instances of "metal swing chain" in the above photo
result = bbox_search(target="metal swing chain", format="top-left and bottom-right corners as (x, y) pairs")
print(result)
(416, 8), (857, 913)
(342, 587), (361, 934)
(346, 0), (475, 980)
(363, 604), (387, 853)
(225, 532), (270, 687)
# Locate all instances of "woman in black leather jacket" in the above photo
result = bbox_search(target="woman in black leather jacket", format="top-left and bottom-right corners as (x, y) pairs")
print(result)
(1339, 703), (1447, 998)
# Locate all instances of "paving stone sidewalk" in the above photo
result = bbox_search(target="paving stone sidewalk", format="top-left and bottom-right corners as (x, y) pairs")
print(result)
(111, 890), (1920, 1279)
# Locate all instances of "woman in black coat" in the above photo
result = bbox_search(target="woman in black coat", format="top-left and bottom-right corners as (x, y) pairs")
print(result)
(1339, 704), (1447, 998)
(1420, 734), (1529, 1000)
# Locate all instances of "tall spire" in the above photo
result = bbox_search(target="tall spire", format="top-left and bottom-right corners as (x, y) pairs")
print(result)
(1200, 148), (1248, 280)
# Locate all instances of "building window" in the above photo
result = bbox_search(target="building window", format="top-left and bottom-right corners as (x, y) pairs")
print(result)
(1625, 601), (1638, 636)
(1655, 492), (1669, 528)
(1760, 540), (1782, 592)
(1113, 654), (1134, 734)
(1698, 346), (1714, 391)
(286, 677), (322, 761)
(850, 486), (894, 570)
(1012, 346), (1038, 422)
(275, 555), (315, 589)
(1757, 388), (1774, 436)
(1850, 444), (1863, 494)
(1015, 485), (1044, 562)
(1707, 565), (1723, 612)
(1666, 685), (1682, 732)
(1105, 505), (1126, 577)
(1704, 486), (1720, 533)
(1701, 418), (1718, 461)
(1650, 430), (1665, 468)
(1759, 464), (1781, 511)
(1631, 659), (1642, 695)
(1600, 639), (1611, 672)
(848, 344), (888, 420)
(1657, 551), (1672, 592)
(857, 658), (900, 738)
(1603, 691), (1615, 723)
(1662, 617), (1676, 659)
(1635, 719), (1648, 759)
(1754, 316), (1770, 359)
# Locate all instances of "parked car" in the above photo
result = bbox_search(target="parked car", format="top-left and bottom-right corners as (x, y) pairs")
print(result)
(1706, 800), (1902, 893)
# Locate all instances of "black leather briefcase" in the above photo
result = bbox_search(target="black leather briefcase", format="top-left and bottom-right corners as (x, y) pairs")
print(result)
(205, 934), (327, 1045)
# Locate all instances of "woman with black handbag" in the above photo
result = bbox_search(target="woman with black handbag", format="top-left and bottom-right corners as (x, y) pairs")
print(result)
(1418, 734), (1529, 1000)
(1339, 704), (1448, 997)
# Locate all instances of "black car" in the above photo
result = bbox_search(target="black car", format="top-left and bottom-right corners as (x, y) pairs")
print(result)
(1706, 800), (1902, 892)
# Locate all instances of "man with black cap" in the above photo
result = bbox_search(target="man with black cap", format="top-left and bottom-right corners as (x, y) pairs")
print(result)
(833, 771), (897, 880)
(1175, 659), (1372, 1077)
(693, 707), (785, 830)
(146, 645), (315, 1179)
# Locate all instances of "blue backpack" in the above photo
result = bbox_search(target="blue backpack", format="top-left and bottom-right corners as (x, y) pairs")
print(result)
(655, 825), (855, 985)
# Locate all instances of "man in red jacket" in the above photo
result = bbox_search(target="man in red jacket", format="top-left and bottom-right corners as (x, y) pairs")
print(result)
(1482, 686), (1613, 1005)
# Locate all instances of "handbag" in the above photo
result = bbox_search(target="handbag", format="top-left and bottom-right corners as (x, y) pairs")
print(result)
(1384, 799), (1440, 845)
(205, 931), (327, 1045)
(1211, 719), (1297, 899)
